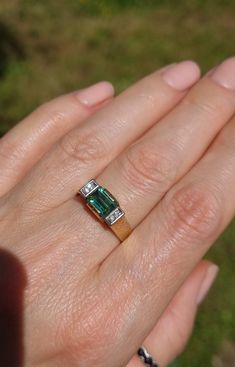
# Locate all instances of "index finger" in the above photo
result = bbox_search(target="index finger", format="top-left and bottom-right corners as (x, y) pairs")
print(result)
(0, 82), (114, 196)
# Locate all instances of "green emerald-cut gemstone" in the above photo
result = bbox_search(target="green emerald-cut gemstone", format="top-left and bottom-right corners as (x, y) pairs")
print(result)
(87, 187), (118, 218)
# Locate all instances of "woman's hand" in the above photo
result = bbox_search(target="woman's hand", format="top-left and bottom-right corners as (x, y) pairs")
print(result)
(0, 57), (235, 367)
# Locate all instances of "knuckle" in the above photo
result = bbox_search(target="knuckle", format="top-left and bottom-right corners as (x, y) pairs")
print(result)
(182, 91), (229, 118)
(0, 137), (21, 161)
(36, 102), (66, 128)
(137, 91), (159, 110)
(37, 93), (88, 124)
(123, 143), (175, 192)
(59, 129), (109, 165)
(164, 184), (222, 242)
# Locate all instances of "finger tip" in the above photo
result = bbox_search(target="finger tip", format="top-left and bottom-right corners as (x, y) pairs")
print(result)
(162, 60), (201, 91)
(196, 263), (219, 305)
(77, 81), (115, 107)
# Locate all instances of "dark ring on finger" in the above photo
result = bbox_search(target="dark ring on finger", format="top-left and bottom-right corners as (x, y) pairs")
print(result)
(137, 346), (160, 367)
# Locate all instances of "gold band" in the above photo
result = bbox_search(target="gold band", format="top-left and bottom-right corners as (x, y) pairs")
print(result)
(110, 215), (132, 241)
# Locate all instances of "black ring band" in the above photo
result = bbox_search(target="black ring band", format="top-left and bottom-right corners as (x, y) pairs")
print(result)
(137, 346), (159, 367)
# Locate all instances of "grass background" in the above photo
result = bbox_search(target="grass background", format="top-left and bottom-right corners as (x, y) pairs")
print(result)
(0, 1), (234, 366)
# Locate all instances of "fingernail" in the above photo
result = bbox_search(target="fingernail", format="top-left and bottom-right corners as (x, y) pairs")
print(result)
(196, 264), (219, 305)
(76, 81), (115, 107)
(211, 57), (235, 90)
(162, 60), (201, 91)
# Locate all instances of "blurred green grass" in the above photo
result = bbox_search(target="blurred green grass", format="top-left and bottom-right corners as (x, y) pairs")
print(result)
(0, 1), (234, 366)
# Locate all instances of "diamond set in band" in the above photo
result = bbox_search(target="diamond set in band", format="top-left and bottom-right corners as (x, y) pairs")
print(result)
(79, 180), (125, 226)
(105, 207), (125, 225)
(79, 179), (99, 198)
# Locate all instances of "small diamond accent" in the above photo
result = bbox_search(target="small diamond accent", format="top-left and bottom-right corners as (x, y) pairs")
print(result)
(105, 207), (124, 225)
(79, 180), (99, 198)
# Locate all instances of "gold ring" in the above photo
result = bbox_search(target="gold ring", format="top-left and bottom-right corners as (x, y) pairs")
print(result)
(79, 179), (132, 241)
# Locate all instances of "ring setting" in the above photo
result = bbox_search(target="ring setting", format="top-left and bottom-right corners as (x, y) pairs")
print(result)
(137, 346), (159, 367)
(79, 179), (132, 241)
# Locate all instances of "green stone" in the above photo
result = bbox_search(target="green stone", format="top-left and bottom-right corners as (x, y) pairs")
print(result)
(86, 187), (118, 218)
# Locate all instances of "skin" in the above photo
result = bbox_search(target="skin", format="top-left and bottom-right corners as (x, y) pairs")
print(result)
(0, 58), (235, 367)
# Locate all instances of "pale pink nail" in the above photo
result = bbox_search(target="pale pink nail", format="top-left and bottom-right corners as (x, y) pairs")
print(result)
(211, 57), (235, 90)
(196, 264), (219, 305)
(76, 81), (115, 106)
(162, 60), (201, 91)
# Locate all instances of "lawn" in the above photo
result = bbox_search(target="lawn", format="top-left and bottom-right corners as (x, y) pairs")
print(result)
(0, 1), (234, 366)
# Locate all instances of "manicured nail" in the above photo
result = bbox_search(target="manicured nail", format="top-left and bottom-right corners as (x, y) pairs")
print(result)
(211, 57), (235, 90)
(196, 264), (219, 305)
(77, 81), (115, 106)
(162, 60), (201, 91)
